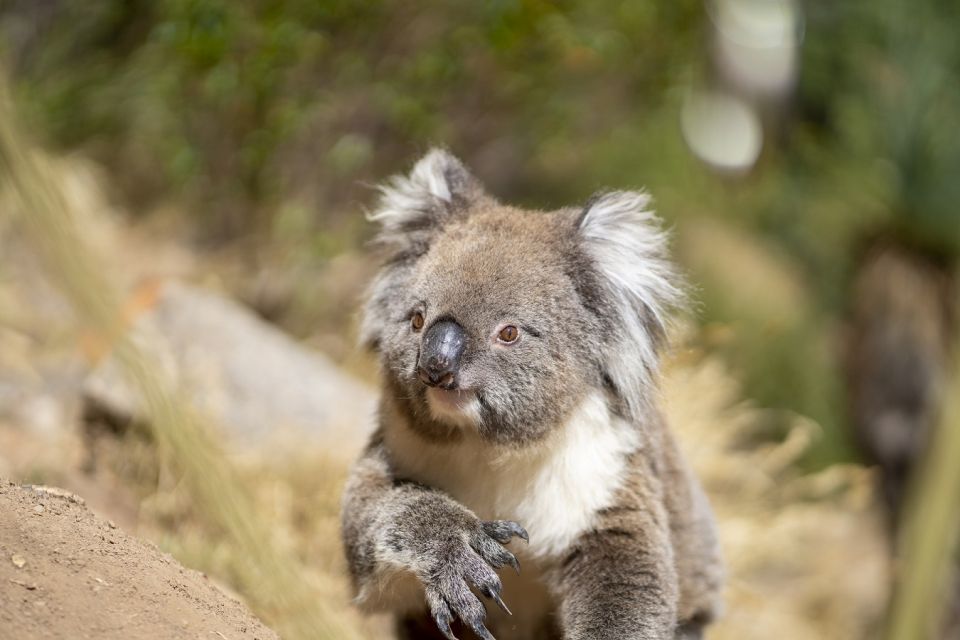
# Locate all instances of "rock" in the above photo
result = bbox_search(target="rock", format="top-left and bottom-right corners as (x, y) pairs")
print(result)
(25, 485), (85, 505)
(83, 282), (376, 457)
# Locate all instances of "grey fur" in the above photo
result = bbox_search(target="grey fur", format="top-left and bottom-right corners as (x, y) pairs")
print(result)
(341, 149), (723, 639)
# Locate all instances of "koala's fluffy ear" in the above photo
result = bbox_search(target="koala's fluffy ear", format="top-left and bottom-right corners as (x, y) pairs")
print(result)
(360, 149), (486, 351)
(369, 148), (488, 255)
(577, 191), (685, 417)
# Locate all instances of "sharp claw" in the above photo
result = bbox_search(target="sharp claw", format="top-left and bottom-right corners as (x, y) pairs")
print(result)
(434, 613), (458, 640)
(485, 587), (512, 616)
(468, 620), (496, 640)
(483, 520), (529, 544)
(515, 524), (529, 543)
(428, 588), (458, 640)
(506, 553), (521, 575)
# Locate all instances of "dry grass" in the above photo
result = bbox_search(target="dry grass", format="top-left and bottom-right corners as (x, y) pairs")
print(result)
(885, 353), (960, 639)
(664, 345), (888, 639)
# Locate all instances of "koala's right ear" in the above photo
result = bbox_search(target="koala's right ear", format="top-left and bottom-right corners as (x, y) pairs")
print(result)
(368, 148), (488, 255)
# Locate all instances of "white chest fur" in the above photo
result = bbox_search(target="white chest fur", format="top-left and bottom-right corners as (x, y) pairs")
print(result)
(385, 392), (641, 559)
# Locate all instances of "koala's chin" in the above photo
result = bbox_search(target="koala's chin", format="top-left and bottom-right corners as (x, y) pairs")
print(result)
(424, 387), (482, 428)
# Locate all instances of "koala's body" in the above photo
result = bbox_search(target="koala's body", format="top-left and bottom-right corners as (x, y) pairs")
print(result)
(341, 150), (723, 640)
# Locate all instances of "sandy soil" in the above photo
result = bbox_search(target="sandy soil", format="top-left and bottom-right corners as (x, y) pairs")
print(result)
(0, 481), (278, 640)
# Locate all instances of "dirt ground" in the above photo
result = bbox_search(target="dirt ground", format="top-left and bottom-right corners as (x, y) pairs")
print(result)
(0, 480), (278, 640)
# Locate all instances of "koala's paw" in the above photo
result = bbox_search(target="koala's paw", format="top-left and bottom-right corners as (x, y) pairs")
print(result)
(423, 519), (528, 640)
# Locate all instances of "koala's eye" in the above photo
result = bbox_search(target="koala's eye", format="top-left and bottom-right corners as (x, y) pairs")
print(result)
(411, 312), (425, 332)
(498, 325), (519, 344)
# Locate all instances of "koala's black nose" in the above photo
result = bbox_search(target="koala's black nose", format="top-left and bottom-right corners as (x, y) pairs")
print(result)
(418, 320), (466, 389)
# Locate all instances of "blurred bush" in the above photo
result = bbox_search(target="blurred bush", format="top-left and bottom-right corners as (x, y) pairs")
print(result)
(2, 0), (958, 469)
(0, 0), (703, 236)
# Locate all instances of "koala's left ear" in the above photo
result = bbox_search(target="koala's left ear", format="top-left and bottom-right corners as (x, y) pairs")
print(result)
(369, 148), (489, 254)
(577, 191), (685, 416)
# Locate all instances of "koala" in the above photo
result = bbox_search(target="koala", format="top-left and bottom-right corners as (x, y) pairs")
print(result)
(341, 149), (723, 640)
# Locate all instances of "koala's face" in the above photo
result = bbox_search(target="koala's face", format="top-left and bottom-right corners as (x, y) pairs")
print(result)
(378, 209), (596, 443)
(363, 150), (682, 445)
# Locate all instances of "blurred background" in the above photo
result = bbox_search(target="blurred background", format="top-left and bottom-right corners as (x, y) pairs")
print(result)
(0, 1), (958, 639)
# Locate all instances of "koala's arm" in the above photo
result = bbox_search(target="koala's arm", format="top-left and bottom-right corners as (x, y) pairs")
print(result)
(340, 435), (527, 639)
(556, 455), (679, 640)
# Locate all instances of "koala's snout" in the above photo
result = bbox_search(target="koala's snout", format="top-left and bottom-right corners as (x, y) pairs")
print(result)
(418, 320), (466, 389)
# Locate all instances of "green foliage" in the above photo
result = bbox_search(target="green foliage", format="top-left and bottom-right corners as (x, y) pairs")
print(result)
(1, 0), (706, 234)
(799, 0), (960, 256)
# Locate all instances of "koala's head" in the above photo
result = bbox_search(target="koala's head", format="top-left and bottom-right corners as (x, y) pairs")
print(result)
(362, 149), (683, 445)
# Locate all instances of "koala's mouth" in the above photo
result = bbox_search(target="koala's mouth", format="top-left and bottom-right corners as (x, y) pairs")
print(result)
(425, 387), (481, 427)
